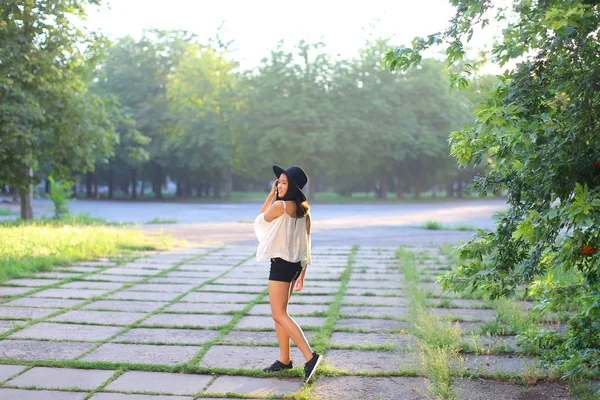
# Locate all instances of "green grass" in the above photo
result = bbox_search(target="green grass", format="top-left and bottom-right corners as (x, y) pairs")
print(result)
(397, 245), (463, 399)
(145, 218), (178, 224)
(0, 207), (18, 216)
(76, 190), (501, 204)
(421, 220), (479, 231)
(0, 214), (180, 284)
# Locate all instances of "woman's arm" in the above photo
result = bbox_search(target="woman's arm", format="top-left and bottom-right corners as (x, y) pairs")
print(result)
(259, 180), (278, 214)
(294, 214), (311, 292)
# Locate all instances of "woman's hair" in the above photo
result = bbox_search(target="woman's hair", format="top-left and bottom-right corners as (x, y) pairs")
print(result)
(276, 180), (310, 217)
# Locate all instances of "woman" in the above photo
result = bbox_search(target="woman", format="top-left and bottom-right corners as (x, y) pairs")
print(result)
(254, 164), (323, 383)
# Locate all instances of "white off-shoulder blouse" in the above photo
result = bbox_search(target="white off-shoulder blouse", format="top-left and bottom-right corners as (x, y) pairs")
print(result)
(253, 201), (312, 268)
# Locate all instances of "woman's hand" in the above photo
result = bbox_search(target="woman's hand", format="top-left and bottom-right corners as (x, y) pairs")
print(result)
(270, 179), (278, 195)
(293, 277), (304, 292)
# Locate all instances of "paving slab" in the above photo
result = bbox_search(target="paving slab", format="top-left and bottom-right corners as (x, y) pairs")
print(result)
(165, 302), (245, 313)
(31, 288), (107, 299)
(0, 287), (32, 296)
(205, 375), (302, 396)
(247, 303), (328, 316)
(329, 332), (416, 349)
(347, 280), (404, 289)
(311, 376), (428, 400)
(104, 371), (211, 395)
(0, 320), (22, 333)
(80, 343), (197, 365)
(5, 297), (85, 309)
(147, 277), (207, 285)
(199, 345), (304, 370)
(83, 300), (167, 313)
(326, 349), (418, 372)
(128, 284), (196, 293)
(0, 388), (88, 400)
(453, 378), (579, 399)
(0, 340), (94, 360)
(10, 322), (122, 341)
(342, 296), (408, 307)
(49, 310), (145, 326)
(345, 287), (403, 296)
(460, 354), (538, 374)
(220, 330), (314, 345)
(433, 308), (497, 322)
(287, 295), (335, 304)
(6, 366), (114, 390)
(107, 291), (180, 302)
(61, 282), (125, 290)
(35, 272), (82, 279)
(141, 313), (232, 328)
(5, 279), (60, 287)
(0, 364), (28, 381)
(235, 315), (325, 330)
(335, 317), (410, 332)
(83, 275), (142, 283)
(113, 328), (218, 345)
(102, 268), (158, 276)
(166, 271), (219, 279)
(0, 306), (57, 319)
(339, 305), (409, 318)
(180, 292), (257, 303)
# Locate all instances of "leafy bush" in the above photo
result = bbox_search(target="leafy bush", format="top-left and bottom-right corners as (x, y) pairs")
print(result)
(47, 176), (71, 219)
(386, 0), (600, 378)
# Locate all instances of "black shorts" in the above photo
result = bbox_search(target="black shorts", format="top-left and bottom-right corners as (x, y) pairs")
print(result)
(269, 258), (303, 283)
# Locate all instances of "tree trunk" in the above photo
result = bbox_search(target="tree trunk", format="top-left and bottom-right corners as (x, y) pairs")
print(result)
(131, 168), (138, 200)
(414, 175), (422, 200)
(20, 167), (33, 219)
(45, 179), (50, 194)
(379, 168), (388, 200)
(214, 179), (221, 199)
(306, 175), (315, 202)
(446, 181), (454, 198)
(225, 163), (232, 200)
(93, 179), (98, 198)
(140, 181), (145, 197)
(85, 172), (93, 198)
(108, 167), (114, 199)
(396, 162), (405, 200)
(205, 184), (210, 197)
(153, 162), (163, 199)
(72, 183), (77, 198)
(457, 180), (463, 198)
(175, 176), (182, 198)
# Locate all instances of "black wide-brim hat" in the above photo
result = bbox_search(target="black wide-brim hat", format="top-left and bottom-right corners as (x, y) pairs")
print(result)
(273, 164), (308, 202)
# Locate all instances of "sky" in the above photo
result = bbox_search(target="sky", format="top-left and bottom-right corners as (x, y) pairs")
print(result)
(85, 0), (508, 73)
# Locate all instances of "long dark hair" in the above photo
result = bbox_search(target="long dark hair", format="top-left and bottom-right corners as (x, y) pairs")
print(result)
(276, 180), (310, 217)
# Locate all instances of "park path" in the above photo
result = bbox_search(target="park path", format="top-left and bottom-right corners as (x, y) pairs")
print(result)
(0, 243), (579, 399)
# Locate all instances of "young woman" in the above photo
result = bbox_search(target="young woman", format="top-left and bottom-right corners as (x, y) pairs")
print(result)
(253, 164), (323, 383)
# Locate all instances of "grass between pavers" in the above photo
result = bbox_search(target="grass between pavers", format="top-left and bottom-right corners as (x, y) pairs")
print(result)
(398, 245), (463, 399)
(72, 249), (244, 361)
(0, 247), (221, 341)
(0, 215), (179, 284)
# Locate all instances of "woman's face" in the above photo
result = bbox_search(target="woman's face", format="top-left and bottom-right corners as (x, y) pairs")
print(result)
(278, 173), (289, 198)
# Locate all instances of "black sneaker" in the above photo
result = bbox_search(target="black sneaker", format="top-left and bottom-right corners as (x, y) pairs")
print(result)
(303, 352), (323, 383)
(263, 360), (293, 372)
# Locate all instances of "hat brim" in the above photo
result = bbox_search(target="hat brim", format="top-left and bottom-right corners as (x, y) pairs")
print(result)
(272, 164), (307, 202)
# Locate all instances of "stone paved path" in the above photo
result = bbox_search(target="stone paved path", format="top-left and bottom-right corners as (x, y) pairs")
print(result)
(0, 245), (581, 399)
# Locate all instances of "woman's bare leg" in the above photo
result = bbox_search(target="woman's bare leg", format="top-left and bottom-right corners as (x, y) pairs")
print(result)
(269, 280), (313, 361)
(273, 280), (296, 363)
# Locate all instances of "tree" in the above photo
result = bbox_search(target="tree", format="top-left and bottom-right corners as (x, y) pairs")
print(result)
(166, 44), (241, 199)
(0, 0), (120, 218)
(386, 0), (600, 377)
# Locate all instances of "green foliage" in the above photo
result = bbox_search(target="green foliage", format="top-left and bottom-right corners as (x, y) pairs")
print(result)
(386, 0), (600, 378)
(0, 1), (122, 193)
(47, 176), (71, 219)
(0, 208), (18, 217)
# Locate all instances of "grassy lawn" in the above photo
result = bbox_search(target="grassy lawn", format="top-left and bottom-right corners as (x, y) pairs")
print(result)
(0, 207), (19, 216)
(0, 213), (181, 284)
(75, 190), (504, 203)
